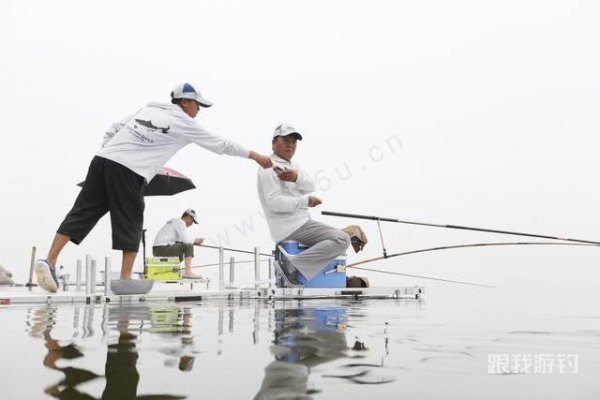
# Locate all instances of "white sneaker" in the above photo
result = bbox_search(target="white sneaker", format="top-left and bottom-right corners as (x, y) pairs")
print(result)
(34, 259), (58, 293)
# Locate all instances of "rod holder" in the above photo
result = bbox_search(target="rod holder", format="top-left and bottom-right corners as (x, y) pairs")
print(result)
(90, 259), (97, 295)
(229, 257), (235, 285)
(218, 247), (225, 291)
(85, 255), (91, 295)
(76, 259), (82, 292)
(104, 257), (111, 296)
(27, 246), (36, 289)
(268, 257), (273, 291)
(376, 219), (388, 258)
(254, 247), (260, 290)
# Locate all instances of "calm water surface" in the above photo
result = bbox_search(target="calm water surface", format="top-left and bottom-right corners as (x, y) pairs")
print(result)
(1, 285), (599, 399)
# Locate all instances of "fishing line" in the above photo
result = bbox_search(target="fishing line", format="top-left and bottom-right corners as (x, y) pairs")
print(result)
(349, 266), (494, 288)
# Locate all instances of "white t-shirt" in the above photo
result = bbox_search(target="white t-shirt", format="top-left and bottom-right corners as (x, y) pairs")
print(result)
(153, 218), (193, 246)
(257, 154), (316, 242)
(97, 102), (250, 182)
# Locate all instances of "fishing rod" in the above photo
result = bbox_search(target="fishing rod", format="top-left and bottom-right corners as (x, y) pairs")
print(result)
(345, 242), (593, 288)
(322, 211), (600, 246)
(345, 241), (595, 268)
(349, 266), (495, 288)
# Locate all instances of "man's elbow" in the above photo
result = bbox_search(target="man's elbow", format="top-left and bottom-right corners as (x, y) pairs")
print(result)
(302, 184), (316, 194)
(266, 204), (290, 213)
(265, 199), (294, 213)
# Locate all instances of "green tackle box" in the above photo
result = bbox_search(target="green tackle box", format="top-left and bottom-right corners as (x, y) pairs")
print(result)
(144, 257), (181, 281)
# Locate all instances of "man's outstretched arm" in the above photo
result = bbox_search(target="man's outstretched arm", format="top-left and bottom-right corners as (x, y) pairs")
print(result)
(249, 151), (272, 169)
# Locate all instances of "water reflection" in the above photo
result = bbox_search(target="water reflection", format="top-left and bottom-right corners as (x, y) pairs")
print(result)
(13, 291), (600, 399)
(254, 307), (347, 399)
(31, 306), (101, 399)
(27, 304), (187, 400)
(23, 300), (400, 400)
(254, 304), (394, 399)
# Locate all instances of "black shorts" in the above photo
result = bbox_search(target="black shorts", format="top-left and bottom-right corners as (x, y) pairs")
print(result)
(57, 156), (145, 251)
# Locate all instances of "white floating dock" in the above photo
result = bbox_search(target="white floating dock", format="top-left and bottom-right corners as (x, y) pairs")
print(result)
(0, 282), (423, 306)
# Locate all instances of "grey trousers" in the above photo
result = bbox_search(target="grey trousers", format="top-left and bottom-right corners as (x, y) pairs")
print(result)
(152, 242), (194, 261)
(283, 220), (350, 280)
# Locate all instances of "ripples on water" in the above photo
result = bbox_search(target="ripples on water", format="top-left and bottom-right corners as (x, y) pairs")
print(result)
(2, 290), (599, 399)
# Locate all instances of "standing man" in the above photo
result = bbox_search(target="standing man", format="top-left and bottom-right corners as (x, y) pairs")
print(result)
(152, 209), (204, 279)
(34, 82), (272, 293)
(256, 123), (350, 284)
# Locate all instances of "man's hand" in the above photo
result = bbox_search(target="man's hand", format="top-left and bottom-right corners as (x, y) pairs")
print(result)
(249, 151), (272, 169)
(278, 168), (298, 182)
(308, 196), (322, 207)
(193, 238), (205, 246)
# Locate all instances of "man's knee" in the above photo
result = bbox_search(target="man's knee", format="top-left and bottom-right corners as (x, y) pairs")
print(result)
(184, 243), (194, 258)
(333, 231), (351, 251)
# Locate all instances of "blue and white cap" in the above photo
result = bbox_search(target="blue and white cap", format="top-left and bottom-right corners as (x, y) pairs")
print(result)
(273, 123), (303, 140)
(183, 208), (199, 224)
(170, 82), (213, 108)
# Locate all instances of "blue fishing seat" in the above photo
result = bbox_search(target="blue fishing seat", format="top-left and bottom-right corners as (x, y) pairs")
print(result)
(274, 241), (346, 288)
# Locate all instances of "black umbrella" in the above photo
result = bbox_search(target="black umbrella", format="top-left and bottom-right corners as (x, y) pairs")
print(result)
(142, 167), (196, 196)
(78, 166), (196, 196)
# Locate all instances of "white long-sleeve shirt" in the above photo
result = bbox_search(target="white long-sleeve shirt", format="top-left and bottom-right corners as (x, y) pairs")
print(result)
(257, 154), (316, 242)
(97, 102), (250, 182)
(153, 218), (193, 246)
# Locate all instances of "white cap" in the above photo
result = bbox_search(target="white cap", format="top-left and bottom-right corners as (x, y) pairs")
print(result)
(182, 209), (199, 224)
(273, 123), (303, 140)
(171, 83), (213, 108)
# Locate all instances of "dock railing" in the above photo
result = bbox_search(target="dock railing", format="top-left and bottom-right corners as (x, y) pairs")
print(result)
(198, 244), (274, 291)
(55, 244), (275, 294)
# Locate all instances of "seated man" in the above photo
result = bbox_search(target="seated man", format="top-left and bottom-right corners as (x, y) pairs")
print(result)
(257, 123), (350, 284)
(152, 209), (204, 279)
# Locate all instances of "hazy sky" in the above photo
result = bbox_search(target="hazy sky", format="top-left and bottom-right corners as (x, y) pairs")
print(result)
(1, 0), (599, 287)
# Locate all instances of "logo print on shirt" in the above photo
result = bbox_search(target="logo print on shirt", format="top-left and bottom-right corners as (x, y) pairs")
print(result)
(134, 119), (170, 134)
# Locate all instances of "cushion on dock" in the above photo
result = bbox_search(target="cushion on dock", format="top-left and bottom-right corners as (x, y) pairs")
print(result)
(110, 279), (154, 295)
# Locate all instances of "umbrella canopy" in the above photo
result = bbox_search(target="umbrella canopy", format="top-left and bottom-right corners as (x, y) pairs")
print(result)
(144, 167), (196, 196)
(78, 166), (196, 197)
